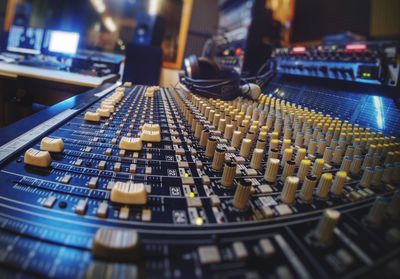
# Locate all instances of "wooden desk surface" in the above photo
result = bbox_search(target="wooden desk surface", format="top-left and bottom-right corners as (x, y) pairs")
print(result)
(0, 61), (117, 87)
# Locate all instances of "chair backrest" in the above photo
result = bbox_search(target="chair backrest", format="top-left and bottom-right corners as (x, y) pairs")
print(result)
(122, 44), (163, 85)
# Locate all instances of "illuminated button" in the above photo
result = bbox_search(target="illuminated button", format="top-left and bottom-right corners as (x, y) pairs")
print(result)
(96, 108), (111, 118)
(84, 111), (100, 122)
(40, 137), (64, 153)
(24, 148), (52, 168)
(140, 130), (161, 142)
(111, 182), (147, 205)
(119, 137), (143, 151)
(92, 228), (141, 261)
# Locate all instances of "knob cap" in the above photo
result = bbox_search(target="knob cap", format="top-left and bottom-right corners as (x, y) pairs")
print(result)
(212, 147), (226, 171)
(312, 158), (325, 178)
(295, 148), (306, 166)
(199, 129), (210, 148)
(300, 175), (317, 203)
(221, 162), (237, 188)
(387, 191), (400, 219)
(282, 160), (296, 180)
(365, 196), (389, 226)
(264, 158), (280, 183)
(360, 167), (374, 188)
(281, 176), (299, 204)
(233, 179), (252, 210)
(239, 138), (252, 158)
(281, 148), (293, 167)
(250, 148), (264, 170)
(316, 173), (333, 199)
(205, 136), (217, 158)
(297, 159), (311, 182)
(330, 171), (347, 195)
(231, 131), (243, 148)
(314, 208), (341, 243)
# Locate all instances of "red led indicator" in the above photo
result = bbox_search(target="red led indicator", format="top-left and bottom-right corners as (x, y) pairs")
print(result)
(345, 44), (367, 51)
(292, 46), (306, 53)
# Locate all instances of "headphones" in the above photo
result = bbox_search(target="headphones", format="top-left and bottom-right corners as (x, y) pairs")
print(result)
(180, 55), (263, 101)
(180, 55), (242, 100)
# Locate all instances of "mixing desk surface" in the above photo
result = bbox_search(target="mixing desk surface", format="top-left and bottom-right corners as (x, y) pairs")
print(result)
(0, 81), (399, 278)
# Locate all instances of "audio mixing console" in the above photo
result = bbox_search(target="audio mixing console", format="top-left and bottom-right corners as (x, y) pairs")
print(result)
(0, 81), (399, 278)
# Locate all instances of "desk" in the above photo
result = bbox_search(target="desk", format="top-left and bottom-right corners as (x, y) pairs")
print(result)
(0, 62), (119, 126)
(0, 61), (117, 88)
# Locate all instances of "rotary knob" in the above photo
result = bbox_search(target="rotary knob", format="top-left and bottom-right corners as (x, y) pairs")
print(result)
(281, 176), (300, 204)
(314, 208), (341, 244)
(233, 179), (252, 210)
(221, 162), (237, 188)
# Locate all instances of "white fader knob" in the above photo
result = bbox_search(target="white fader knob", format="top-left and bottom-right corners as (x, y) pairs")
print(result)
(40, 137), (64, 153)
(24, 148), (52, 167)
(92, 228), (141, 261)
(314, 208), (341, 244)
(110, 181), (147, 205)
(84, 111), (101, 122)
(119, 137), (143, 151)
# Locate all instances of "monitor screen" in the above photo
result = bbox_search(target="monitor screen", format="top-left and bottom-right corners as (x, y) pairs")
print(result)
(6, 25), (44, 54)
(46, 30), (80, 55)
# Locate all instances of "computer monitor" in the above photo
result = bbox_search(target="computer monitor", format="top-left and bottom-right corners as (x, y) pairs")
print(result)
(6, 25), (44, 55)
(43, 30), (80, 55)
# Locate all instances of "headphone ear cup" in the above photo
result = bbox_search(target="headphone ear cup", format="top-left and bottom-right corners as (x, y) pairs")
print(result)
(197, 57), (220, 79)
(184, 55), (200, 78)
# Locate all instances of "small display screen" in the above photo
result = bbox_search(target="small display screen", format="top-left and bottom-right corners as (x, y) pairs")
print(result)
(6, 25), (44, 55)
(47, 31), (80, 55)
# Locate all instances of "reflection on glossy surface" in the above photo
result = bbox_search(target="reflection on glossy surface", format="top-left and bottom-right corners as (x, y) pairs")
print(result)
(373, 96), (384, 130)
